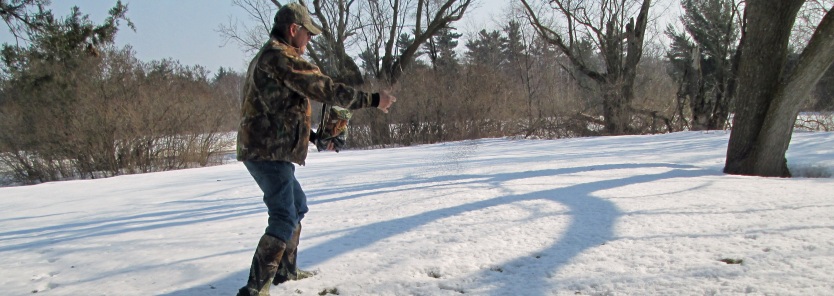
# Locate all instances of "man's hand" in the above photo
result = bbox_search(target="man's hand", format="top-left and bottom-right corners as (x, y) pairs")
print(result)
(378, 91), (397, 113)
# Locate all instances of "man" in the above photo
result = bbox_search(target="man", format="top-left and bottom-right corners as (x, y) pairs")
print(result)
(235, 2), (396, 295)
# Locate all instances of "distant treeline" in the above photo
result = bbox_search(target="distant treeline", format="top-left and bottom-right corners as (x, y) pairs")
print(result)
(0, 3), (240, 185)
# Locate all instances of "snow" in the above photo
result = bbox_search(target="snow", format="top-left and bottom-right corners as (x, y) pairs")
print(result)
(2, 131), (834, 296)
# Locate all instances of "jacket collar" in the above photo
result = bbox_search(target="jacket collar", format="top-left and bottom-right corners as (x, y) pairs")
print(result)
(271, 36), (303, 58)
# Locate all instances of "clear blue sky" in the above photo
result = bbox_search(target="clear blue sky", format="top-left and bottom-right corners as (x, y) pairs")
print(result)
(0, 0), (513, 74)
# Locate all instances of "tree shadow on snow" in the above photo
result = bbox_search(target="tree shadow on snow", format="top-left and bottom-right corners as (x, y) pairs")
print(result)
(0, 196), (263, 252)
(462, 165), (712, 295)
(161, 162), (713, 295)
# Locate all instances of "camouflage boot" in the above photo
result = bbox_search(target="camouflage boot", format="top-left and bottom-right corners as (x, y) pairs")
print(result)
(237, 234), (287, 296)
(273, 224), (316, 284)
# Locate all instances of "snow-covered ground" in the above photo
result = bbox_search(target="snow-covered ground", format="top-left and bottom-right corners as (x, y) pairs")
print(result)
(2, 131), (833, 296)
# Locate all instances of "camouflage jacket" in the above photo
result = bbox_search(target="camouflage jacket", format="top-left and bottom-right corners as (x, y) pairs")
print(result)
(236, 37), (380, 165)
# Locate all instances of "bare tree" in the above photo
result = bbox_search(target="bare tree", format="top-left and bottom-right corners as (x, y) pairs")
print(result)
(792, 0), (833, 50)
(217, 0), (278, 54)
(219, 0), (473, 85)
(376, 0), (472, 84)
(298, 0), (365, 85)
(217, 0), (366, 137)
(218, 0), (473, 148)
(520, 0), (652, 135)
(724, 0), (834, 177)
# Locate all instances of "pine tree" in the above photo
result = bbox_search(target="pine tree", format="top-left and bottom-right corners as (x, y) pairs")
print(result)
(396, 33), (416, 58)
(501, 21), (526, 68)
(465, 29), (503, 66)
(359, 48), (378, 77)
(394, 32), (425, 69)
(666, 0), (740, 130)
(424, 27), (462, 71)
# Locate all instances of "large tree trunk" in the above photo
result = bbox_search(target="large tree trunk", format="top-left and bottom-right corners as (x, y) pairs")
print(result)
(724, 0), (803, 177)
(752, 6), (834, 176)
(602, 80), (631, 134)
(725, 0), (834, 177)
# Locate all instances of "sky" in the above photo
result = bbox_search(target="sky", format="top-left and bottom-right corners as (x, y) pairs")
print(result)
(1, 131), (833, 295)
(1, 0), (511, 75)
(0, 0), (684, 76)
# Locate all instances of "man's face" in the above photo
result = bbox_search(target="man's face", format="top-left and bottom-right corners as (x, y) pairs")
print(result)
(290, 24), (314, 54)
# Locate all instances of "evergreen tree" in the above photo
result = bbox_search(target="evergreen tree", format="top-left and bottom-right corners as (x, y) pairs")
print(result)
(1, 1), (134, 182)
(1, 0), (51, 41)
(359, 47), (378, 77)
(396, 33), (416, 59)
(212, 66), (231, 83)
(666, 0), (740, 130)
(501, 21), (526, 67)
(465, 29), (503, 66)
(424, 27), (461, 71)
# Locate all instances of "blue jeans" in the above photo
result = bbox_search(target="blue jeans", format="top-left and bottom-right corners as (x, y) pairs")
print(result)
(244, 160), (308, 242)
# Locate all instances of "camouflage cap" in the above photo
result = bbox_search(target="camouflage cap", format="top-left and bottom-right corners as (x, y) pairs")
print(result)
(275, 2), (322, 36)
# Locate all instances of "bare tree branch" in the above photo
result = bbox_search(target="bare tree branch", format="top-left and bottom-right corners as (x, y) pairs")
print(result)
(383, 0), (473, 84)
(520, 0), (654, 135)
(520, 0), (606, 82)
(216, 0), (278, 54)
(1, 0), (49, 43)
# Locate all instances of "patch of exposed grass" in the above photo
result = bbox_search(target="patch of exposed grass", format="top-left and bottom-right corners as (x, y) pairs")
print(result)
(719, 258), (744, 265)
(318, 287), (339, 295)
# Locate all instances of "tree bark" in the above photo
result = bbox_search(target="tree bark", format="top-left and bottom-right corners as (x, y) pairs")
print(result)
(752, 5), (834, 176)
(724, 0), (834, 177)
